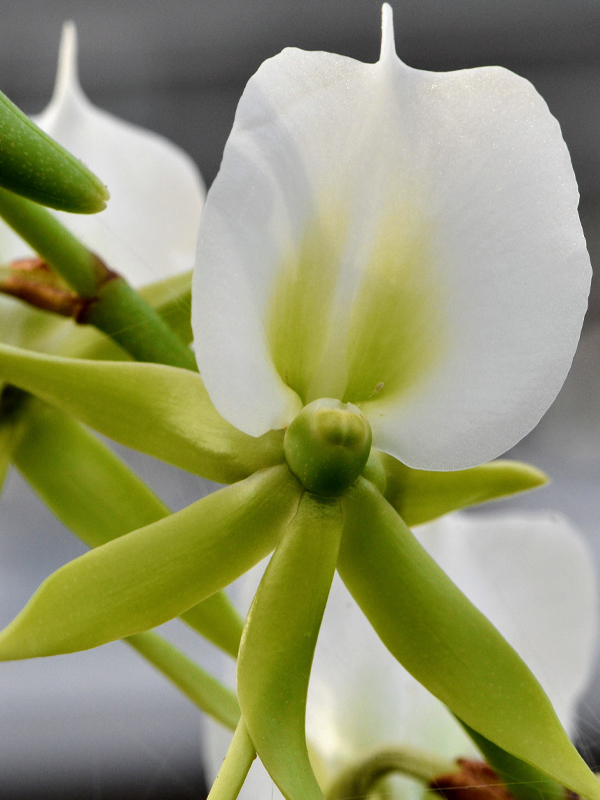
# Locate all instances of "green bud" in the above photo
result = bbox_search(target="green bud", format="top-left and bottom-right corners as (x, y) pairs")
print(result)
(284, 398), (372, 497)
(0, 89), (108, 213)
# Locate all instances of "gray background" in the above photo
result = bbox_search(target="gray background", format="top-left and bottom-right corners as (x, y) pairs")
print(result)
(1, 1), (600, 797)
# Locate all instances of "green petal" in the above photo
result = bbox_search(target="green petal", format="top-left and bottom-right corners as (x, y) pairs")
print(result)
(0, 89), (108, 213)
(14, 399), (244, 657)
(0, 342), (284, 483)
(0, 464), (301, 659)
(238, 492), (343, 800)
(337, 479), (600, 800)
(126, 631), (240, 731)
(378, 452), (547, 526)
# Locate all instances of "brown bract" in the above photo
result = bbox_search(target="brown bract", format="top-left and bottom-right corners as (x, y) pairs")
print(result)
(431, 760), (519, 800)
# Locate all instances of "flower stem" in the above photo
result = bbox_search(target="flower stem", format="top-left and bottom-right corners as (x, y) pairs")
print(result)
(125, 631), (240, 731)
(0, 187), (196, 369)
(206, 717), (256, 800)
(81, 275), (196, 369)
(327, 746), (457, 800)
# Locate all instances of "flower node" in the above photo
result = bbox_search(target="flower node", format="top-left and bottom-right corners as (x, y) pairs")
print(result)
(283, 398), (372, 497)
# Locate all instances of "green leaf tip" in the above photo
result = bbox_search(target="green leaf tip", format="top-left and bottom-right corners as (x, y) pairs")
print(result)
(0, 88), (108, 213)
(380, 454), (548, 526)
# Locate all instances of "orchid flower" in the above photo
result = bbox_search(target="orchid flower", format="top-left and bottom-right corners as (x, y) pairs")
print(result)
(0, 5), (596, 800)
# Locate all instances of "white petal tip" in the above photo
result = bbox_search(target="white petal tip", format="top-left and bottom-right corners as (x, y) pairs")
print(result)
(52, 20), (85, 106)
(380, 4), (397, 62)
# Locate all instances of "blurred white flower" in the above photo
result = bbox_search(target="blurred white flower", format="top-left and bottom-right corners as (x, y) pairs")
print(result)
(0, 21), (204, 289)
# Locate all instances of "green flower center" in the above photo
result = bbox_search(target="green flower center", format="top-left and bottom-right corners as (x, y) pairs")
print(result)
(283, 398), (372, 497)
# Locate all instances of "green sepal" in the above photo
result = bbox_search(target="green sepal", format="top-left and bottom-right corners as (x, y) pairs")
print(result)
(14, 399), (244, 655)
(126, 631), (240, 731)
(378, 452), (547, 526)
(337, 479), (600, 800)
(0, 464), (301, 659)
(0, 89), (108, 213)
(238, 492), (343, 800)
(181, 593), (243, 660)
(10, 400), (243, 730)
(0, 383), (30, 492)
(0, 342), (285, 483)
(458, 720), (564, 800)
(0, 293), (67, 351)
(14, 398), (243, 660)
(207, 718), (256, 800)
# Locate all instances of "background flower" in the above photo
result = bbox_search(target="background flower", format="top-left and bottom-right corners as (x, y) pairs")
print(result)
(0, 21), (204, 291)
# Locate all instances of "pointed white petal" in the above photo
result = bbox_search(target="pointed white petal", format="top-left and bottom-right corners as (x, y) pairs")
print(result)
(23, 22), (205, 288)
(193, 8), (588, 461)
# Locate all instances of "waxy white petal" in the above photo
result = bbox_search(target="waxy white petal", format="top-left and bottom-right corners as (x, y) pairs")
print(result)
(1, 23), (205, 289)
(193, 5), (589, 468)
(202, 511), (596, 800)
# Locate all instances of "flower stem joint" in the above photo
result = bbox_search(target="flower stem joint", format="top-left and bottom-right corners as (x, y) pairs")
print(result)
(283, 398), (372, 497)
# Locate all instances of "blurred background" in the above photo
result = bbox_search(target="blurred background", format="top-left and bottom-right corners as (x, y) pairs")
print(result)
(0, 0), (599, 797)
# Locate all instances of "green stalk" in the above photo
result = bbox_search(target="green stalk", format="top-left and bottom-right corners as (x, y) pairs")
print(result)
(84, 275), (196, 369)
(0, 186), (99, 295)
(327, 746), (457, 800)
(206, 717), (256, 800)
(0, 187), (196, 369)
(126, 631), (240, 731)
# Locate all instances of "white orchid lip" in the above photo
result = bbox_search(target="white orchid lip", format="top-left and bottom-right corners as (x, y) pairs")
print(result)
(192, 3), (590, 471)
(0, 21), (205, 290)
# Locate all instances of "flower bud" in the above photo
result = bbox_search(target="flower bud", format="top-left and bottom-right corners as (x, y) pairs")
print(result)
(284, 398), (372, 497)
